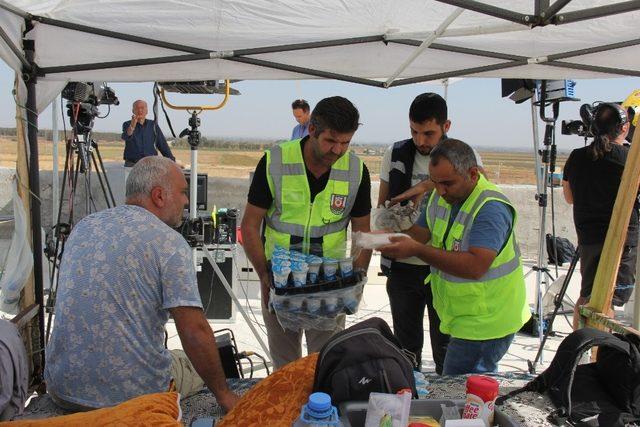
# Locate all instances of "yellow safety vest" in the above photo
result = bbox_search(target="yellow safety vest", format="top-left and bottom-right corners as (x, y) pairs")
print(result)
(264, 139), (363, 259)
(425, 174), (530, 340)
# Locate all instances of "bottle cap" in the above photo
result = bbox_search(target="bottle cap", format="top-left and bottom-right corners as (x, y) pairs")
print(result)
(306, 392), (333, 419)
(466, 375), (499, 402)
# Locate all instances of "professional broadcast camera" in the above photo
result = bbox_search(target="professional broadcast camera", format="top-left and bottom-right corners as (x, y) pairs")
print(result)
(562, 92), (639, 142)
(61, 82), (119, 135)
(561, 103), (595, 138)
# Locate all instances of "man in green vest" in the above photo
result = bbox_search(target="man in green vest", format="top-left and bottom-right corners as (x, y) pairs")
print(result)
(241, 96), (372, 369)
(380, 139), (529, 375)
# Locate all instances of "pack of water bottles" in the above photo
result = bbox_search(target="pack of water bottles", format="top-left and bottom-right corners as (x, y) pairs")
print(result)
(269, 246), (366, 331)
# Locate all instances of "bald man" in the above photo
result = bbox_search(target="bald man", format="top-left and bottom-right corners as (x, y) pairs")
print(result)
(121, 100), (176, 167)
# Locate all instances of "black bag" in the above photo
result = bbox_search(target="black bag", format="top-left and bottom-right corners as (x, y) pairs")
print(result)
(313, 317), (417, 404)
(497, 328), (640, 426)
(546, 234), (576, 266)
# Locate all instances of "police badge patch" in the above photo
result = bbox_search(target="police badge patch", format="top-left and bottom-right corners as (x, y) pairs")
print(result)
(330, 194), (347, 215)
(452, 239), (462, 252)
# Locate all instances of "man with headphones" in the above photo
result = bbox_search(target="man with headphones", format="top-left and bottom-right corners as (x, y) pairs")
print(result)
(562, 102), (639, 328)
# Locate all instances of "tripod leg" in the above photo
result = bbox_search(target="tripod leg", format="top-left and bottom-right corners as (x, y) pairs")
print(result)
(93, 142), (117, 207)
(529, 247), (580, 374)
(91, 150), (112, 209)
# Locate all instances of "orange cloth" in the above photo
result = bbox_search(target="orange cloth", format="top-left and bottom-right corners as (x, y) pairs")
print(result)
(219, 353), (319, 427)
(1, 392), (181, 427)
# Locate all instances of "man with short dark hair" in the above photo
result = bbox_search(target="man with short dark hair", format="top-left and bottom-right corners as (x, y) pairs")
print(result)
(380, 139), (529, 375)
(242, 96), (372, 369)
(378, 93), (483, 373)
(290, 99), (311, 140)
(121, 100), (175, 166)
(45, 157), (239, 412)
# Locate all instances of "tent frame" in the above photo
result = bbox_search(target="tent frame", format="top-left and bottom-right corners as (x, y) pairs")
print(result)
(2, 0), (640, 381)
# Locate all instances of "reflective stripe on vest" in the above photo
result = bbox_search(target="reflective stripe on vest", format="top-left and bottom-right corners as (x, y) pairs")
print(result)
(264, 139), (362, 258)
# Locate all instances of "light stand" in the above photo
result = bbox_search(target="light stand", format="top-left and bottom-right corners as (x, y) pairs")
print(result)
(526, 81), (561, 364)
(175, 107), (272, 367)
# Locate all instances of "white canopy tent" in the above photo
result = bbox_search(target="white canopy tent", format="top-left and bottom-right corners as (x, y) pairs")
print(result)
(1, 0), (640, 111)
(1, 0), (640, 376)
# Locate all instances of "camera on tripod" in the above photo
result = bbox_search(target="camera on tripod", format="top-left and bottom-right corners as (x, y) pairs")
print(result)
(561, 103), (596, 138)
(61, 82), (119, 135)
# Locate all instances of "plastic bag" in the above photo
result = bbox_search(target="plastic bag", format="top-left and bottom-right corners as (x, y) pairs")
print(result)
(372, 200), (420, 232)
(270, 279), (366, 331)
(364, 392), (411, 427)
(0, 180), (34, 314)
(352, 231), (409, 251)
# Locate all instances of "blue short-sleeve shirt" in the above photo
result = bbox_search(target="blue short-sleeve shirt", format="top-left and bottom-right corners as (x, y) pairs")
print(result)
(44, 205), (201, 408)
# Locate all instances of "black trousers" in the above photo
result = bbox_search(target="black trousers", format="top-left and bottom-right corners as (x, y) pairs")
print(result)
(386, 263), (450, 374)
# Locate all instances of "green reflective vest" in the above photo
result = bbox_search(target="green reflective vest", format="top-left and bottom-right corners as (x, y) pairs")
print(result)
(264, 139), (363, 260)
(425, 174), (530, 340)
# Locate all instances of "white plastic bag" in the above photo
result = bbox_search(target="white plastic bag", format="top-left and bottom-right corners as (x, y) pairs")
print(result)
(364, 392), (411, 427)
(0, 180), (34, 314)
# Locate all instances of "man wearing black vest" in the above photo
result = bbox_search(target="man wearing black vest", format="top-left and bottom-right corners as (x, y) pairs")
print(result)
(378, 93), (483, 373)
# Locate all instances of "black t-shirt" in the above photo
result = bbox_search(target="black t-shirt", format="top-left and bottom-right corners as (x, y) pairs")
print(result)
(563, 144), (639, 246)
(247, 138), (371, 218)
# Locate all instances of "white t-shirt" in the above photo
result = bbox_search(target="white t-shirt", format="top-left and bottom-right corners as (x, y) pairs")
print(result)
(379, 142), (484, 265)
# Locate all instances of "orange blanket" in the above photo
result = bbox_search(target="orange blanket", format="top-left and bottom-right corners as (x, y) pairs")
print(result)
(1, 392), (181, 427)
(219, 353), (318, 427)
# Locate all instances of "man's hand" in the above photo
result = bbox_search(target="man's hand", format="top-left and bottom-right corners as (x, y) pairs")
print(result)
(389, 180), (434, 206)
(379, 234), (421, 260)
(126, 115), (138, 136)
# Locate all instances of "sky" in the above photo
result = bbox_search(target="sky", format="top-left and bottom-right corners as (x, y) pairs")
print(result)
(0, 61), (638, 150)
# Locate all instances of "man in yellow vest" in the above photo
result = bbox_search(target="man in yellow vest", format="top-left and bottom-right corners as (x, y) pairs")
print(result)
(241, 96), (372, 369)
(380, 139), (529, 375)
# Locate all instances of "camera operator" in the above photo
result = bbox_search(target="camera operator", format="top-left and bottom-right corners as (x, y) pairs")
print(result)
(122, 100), (176, 167)
(562, 103), (638, 329)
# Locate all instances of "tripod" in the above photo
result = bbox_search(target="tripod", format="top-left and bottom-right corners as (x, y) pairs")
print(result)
(525, 84), (563, 364)
(44, 130), (116, 342)
(528, 246), (580, 374)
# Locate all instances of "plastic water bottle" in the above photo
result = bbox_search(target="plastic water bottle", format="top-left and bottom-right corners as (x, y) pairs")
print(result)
(292, 392), (341, 427)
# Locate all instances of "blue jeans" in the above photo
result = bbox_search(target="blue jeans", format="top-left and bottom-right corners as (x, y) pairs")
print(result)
(442, 333), (515, 375)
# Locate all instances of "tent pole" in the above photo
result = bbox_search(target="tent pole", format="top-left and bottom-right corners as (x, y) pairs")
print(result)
(384, 7), (464, 87)
(390, 60), (527, 87)
(435, 0), (533, 25)
(550, 1), (640, 25)
(23, 39), (46, 374)
(52, 95), (60, 222)
(0, 23), (30, 70)
(543, 61), (640, 78)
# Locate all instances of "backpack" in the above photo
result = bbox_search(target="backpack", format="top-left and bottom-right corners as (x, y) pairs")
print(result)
(546, 234), (576, 266)
(497, 328), (640, 426)
(313, 317), (417, 404)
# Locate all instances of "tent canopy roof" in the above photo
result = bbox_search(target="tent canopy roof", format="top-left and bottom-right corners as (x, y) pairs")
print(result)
(1, 0), (639, 89)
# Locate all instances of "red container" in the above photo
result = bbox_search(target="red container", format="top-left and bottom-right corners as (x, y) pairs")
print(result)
(462, 375), (499, 425)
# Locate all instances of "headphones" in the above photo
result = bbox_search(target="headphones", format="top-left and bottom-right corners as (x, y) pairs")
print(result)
(591, 102), (628, 136)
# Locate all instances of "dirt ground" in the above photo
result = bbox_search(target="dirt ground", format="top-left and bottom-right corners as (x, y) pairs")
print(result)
(0, 137), (566, 184)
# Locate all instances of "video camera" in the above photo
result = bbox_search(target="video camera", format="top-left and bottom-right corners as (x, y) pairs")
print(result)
(562, 97), (638, 142)
(62, 82), (119, 135)
(561, 103), (596, 138)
